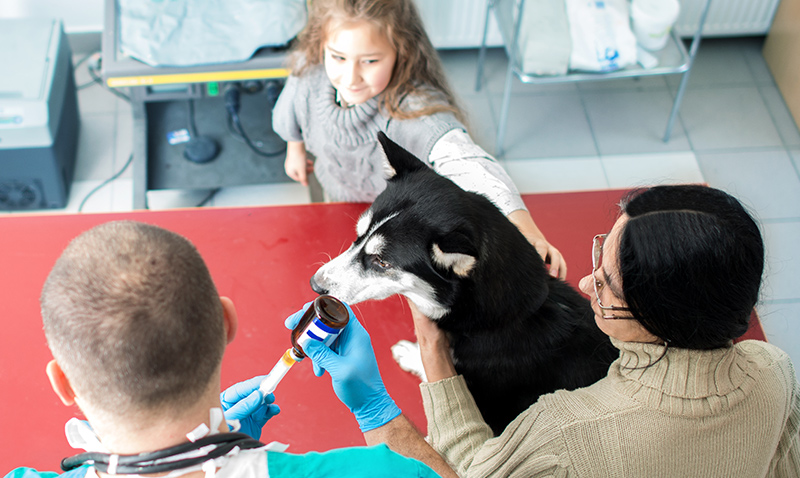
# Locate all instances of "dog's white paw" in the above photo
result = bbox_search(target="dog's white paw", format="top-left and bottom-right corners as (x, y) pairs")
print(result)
(391, 340), (427, 382)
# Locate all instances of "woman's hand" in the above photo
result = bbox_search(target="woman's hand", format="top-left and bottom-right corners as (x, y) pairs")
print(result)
(284, 302), (402, 432)
(407, 300), (457, 383)
(507, 209), (567, 280)
(284, 141), (314, 186)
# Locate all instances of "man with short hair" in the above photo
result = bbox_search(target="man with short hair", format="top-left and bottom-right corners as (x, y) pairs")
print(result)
(8, 221), (455, 478)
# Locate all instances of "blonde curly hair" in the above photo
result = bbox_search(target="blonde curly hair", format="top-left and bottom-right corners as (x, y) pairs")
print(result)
(290, 0), (466, 125)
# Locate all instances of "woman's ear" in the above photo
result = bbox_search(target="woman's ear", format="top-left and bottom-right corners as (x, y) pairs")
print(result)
(220, 296), (239, 344)
(46, 360), (76, 406)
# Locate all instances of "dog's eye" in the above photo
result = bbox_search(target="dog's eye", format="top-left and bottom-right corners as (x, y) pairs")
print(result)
(371, 256), (392, 270)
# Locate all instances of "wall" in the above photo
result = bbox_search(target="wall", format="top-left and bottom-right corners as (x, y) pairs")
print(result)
(763, 0), (800, 128)
(0, 0), (103, 32)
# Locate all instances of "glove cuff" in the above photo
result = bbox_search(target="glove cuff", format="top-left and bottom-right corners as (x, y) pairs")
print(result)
(356, 398), (402, 432)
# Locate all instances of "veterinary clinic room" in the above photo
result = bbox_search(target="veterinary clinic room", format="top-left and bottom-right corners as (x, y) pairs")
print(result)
(4, 0), (800, 476)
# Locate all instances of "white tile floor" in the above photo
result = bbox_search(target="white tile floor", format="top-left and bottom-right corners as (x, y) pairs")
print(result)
(4, 36), (800, 377)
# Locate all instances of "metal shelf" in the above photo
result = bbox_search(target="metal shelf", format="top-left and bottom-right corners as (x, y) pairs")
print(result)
(476, 0), (713, 157)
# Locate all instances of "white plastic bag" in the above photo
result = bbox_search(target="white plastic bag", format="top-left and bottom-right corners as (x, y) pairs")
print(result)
(118, 0), (307, 67)
(566, 0), (637, 72)
(495, 0), (572, 76)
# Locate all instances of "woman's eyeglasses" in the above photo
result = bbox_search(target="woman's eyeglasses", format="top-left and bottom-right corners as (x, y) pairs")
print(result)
(592, 234), (633, 320)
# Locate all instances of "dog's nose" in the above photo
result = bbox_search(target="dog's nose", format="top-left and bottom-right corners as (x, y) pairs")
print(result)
(309, 276), (328, 295)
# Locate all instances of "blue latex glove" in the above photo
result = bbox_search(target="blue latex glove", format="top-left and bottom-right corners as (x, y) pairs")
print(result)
(285, 301), (402, 432)
(220, 375), (281, 440)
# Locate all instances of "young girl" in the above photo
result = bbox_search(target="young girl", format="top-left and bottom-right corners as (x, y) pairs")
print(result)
(272, 0), (567, 278)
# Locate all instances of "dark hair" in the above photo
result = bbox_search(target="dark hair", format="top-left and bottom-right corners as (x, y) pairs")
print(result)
(617, 185), (764, 349)
(40, 221), (226, 416)
(289, 0), (466, 124)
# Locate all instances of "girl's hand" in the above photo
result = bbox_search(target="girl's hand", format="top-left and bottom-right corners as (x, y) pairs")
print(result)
(530, 238), (566, 281)
(284, 141), (313, 186)
(507, 209), (567, 280)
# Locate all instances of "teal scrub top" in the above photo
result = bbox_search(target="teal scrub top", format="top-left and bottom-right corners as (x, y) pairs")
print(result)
(4, 444), (441, 478)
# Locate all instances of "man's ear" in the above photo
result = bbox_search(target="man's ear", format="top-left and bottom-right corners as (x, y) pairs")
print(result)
(220, 296), (238, 344)
(46, 360), (76, 406)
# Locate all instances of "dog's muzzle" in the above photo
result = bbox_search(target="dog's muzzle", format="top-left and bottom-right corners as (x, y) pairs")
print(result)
(309, 276), (329, 295)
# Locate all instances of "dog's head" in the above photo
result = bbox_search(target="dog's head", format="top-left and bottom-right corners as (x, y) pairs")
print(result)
(311, 132), (545, 319)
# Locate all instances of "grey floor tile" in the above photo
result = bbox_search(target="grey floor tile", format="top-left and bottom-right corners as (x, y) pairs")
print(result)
(502, 157), (608, 193)
(64, 178), (133, 214)
(665, 38), (756, 90)
(582, 89), (691, 155)
(790, 150), (800, 175)
(440, 48), (487, 95)
(697, 149), (800, 220)
(110, 178), (134, 212)
(761, 221), (800, 302)
(758, 300), (800, 380)
(77, 83), (122, 116)
(458, 92), (497, 154)
(489, 92), (597, 159)
(679, 87), (783, 151)
(64, 179), (112, 213)
(440, 48), (483, 94)
(576, 75), (668, 92)
(739, 36), (776, 87)
(759, 86), (800, 148)
(73, 113), (117, 181)
(602, 152), (703, 188)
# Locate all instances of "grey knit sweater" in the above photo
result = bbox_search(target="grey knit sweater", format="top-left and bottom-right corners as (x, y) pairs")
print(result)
(272, 66), (526, 214)
(421, 339), (800, 477)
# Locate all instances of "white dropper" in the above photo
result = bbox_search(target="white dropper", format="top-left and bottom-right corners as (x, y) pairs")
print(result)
(259, 348), (304, 396)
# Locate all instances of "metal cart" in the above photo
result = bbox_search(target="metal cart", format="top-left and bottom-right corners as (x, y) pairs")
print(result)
(476, 0), (713, 157)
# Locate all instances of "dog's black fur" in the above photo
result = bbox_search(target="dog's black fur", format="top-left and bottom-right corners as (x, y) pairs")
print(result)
(320, 133), (618, 435)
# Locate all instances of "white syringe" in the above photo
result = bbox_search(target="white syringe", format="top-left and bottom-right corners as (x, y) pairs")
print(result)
(258, 295), (350, 397)
(259, 348), (304, 396)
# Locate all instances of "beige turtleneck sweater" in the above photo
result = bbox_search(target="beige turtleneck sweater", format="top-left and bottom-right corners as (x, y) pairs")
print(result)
(421, 339), (800, 477)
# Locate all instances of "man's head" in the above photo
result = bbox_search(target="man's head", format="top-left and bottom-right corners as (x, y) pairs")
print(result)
(41, 221), (231, 421)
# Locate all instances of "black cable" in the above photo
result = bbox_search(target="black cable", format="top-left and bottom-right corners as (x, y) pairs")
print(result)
(74, 51), (99, 90)
(61, 432), (265, 474)
(226, 113), (267, 148)
(224, 85), (285, 157)
(77, 153), (134, 213)
(230, 114), (285, 157)
(187, 99), (199, 138)
(195, 188), (221, 207)
(85, 55), (131, 102)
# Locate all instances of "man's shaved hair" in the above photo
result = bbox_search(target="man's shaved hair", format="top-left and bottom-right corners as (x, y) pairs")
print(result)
(41, 221), (226, 416)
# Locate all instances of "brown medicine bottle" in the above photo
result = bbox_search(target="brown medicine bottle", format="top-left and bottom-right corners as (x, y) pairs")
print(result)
(290, 295), (350, 359)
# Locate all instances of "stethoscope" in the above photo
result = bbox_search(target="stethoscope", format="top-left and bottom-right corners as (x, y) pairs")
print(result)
(61, 432), (264, 475)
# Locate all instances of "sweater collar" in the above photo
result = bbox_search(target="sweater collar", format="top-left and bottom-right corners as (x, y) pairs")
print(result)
(608, 338), (753, 415)
(312, 66), (383, 146)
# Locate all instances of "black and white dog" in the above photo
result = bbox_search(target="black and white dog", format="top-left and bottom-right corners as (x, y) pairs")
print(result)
(311, 132), (617, 434)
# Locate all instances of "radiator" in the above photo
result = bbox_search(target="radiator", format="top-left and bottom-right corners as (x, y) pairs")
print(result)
(415, 0), (782, 49)
(674, 0), (781, 36)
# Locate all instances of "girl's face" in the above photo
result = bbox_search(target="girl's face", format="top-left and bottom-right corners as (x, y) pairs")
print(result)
(323, 20), (397, 106)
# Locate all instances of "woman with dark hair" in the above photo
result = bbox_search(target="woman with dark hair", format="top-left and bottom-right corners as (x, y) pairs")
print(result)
(412, 184), (800, 477)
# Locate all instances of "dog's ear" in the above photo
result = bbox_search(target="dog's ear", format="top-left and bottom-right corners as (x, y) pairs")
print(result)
(378, 132), (428, 179)
(432, 229), (479, 277)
